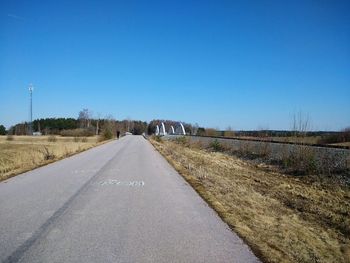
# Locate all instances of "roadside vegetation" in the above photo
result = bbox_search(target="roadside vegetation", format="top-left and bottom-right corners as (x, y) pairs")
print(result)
(196, 131), (350, 148)
(7, 112), (148, 136)
(4, 113), (349, 148)
(0, 109), (149, 181)
(150, 137), (350, 263)
(0, 115), (124, 181)
(0, 135), (102, 181)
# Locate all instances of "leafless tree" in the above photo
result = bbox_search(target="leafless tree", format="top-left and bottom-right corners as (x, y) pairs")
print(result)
(292, 111), (311, 138)
(126, 117), (133, 133)
(224, 126), (235, 137)
(191, 123), (199, 135)
(100, 115), (117, 140)
(78, 109), (92, 128)
(95, 113), (101, 135)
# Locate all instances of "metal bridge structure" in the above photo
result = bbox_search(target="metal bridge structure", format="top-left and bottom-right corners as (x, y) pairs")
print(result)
(155, 122), (186, 136)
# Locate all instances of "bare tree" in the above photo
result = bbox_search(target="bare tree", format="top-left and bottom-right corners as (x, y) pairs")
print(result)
(191, 123), (199, 135)
(100, 115), (116, 140)
(224, 126), (235, 138)
(78, 109), (92, 128)
(95, 113), (101, 135)
(292, 111), (311, 138)
(126, 117), (133, 133)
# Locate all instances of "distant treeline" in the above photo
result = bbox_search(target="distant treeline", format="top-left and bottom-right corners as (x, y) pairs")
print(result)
(8, 118), (80, 135)
(197, 129), (350, 145)
(7, 118), (148, 136)
(3, 117), (350, 144)
(317, 128), (350, 144)
(6, 118), (196, 136)
(34, 118), (78, 132)
(217, 130), (341, 138)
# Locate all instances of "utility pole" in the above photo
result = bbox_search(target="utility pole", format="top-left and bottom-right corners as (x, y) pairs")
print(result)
(28, 84), (34, 135)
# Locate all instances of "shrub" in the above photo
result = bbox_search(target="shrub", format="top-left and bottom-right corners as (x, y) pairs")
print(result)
(209, 139), (224, 152)
(153, 135), (162, 143)
(73, 136), (80, 142)
(257, 141), (271, 157)
(175, 136), (188, 145)
(282, 146), (317, 175)
(41, 146), (55, 160)
(237, 141), (252, 157)
(60, 128), (95, 137)
(6, 135), (14, 141)
(197, 127), (206, 136)
(47, 135), (57, 142)
(99, 128), (114, 141)
(81, 137), (88, 143)
(98, 119), (116, 142)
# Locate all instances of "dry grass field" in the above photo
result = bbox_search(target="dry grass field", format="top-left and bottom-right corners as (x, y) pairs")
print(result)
(266, 136), (320, 145)
(151, 138), (350, 263)
(331, 142), (350, 147)
(0, 135), (103, 181)
(239, 136), (320, 145)
(239, 136), (350, 148)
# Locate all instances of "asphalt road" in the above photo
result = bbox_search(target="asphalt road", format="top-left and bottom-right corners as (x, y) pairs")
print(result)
(0, 135), (259, 263)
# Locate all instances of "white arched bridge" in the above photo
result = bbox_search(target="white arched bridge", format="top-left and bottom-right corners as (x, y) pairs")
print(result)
(155, 122), (186, 136)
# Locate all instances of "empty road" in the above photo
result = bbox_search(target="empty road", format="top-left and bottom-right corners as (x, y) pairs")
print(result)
(0, 135), (259, 263)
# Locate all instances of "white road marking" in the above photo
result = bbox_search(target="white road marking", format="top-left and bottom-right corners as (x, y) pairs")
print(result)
(99, 180), (145, 187)
(72, 169), (99, 174)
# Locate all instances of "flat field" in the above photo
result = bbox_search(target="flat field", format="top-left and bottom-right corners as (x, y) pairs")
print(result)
(0, 135), (101, 181)
(238, 136), (350, 147)
(331, 142), (350, 147)
(238, 136), (320, 145)
(151, 138), (350, 263)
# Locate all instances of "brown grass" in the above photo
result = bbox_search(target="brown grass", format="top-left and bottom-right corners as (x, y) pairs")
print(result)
(151, 138), (350, 263)
(239, 136), (321, 145)
(331, 142), (350, 147)
(0, 135), (104, 181)
(241, 136), (350, 147)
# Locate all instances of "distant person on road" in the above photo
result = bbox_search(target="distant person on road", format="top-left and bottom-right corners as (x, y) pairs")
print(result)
(117, 131), (120, 139)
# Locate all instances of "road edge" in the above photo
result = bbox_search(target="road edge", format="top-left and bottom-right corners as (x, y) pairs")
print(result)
(148, 138), (264, 263)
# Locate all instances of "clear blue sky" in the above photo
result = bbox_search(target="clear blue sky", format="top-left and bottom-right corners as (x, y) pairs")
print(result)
(1, 0), (349, 130)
